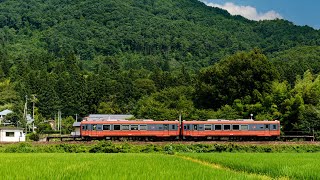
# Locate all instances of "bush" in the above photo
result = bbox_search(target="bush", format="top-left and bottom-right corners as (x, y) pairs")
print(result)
(89, 141), (120, 153)
(28, 133), (40, 141)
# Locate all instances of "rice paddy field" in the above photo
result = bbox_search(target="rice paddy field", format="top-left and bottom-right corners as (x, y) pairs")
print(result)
(183, 153), (320, 179)
(0, 153), (264, 180)
(0, 153), (318, 179)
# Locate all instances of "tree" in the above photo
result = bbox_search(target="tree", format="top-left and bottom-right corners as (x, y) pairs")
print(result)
(0, 79), (20, 110)
(62, 116), (75, 134)
(195, 49), (279, 109)
(134, 86), (195, 120)
(97, 102), (120, 114)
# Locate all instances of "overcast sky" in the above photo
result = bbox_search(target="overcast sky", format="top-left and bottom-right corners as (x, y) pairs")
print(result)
(202, 0), (320, 30)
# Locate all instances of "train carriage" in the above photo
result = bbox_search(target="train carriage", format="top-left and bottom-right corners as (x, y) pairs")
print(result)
(182, 119), (280, 140)
(81, 120), (180, 141)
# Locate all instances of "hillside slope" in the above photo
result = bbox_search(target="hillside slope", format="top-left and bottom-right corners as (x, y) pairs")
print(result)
(0, 0), (319, 71)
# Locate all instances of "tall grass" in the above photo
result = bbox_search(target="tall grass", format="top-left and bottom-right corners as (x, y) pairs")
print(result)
(0, 153), (266, 179)
(184, 153), (320, 179)
(1, 142), (320, 153)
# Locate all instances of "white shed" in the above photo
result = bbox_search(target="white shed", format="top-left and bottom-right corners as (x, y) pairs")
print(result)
(71, 122), (81, 136)
(0, 127), (25, 142)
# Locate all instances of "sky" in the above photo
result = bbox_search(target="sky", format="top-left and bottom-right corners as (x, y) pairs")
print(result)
(201, 0), (320, 30)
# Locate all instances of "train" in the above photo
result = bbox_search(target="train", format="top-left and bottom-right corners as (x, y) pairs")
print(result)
(80, 119), (280, 141)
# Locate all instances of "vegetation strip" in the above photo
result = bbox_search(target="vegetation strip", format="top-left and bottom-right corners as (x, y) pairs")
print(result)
(176, 154), (287, 180)
(1, 142), (320, 153)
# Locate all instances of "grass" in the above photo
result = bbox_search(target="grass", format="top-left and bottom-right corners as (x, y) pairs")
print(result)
(0, 153), (269, 180)
(183, 153), (320, 179)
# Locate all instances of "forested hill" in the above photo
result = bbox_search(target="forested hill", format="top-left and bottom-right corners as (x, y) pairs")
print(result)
(0, 0), (319, 69)
(1, 0), (320, 136)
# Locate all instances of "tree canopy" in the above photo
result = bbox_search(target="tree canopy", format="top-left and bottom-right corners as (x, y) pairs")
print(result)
(0, 0), (319, 138)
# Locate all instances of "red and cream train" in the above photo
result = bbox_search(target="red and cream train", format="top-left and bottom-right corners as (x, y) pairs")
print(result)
(80, 119), (280, 141)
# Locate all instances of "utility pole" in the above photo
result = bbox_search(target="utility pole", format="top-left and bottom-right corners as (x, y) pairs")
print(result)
(55, 113), (57, 131)
(75, 114), (78, 122)
(58, 110), (62, 135)
(32, 95), (36, 133)
(24, 95), (28, 135)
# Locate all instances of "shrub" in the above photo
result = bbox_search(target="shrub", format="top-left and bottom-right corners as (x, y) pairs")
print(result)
(28, 133), (40, 141)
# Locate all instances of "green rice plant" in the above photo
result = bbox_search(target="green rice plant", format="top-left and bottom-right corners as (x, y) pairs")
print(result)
(0, 153), (267, 179)
(183, 153), (320, 179)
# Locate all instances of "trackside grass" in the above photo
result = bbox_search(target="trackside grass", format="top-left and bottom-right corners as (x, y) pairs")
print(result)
(1, 142), (320, 153)
(183, 153), (320, 179)
(0, 153), (267, 180)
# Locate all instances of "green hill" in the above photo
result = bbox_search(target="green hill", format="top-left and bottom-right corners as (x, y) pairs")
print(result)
(0, 0), (319, 70)
(0, 0), (320, 135)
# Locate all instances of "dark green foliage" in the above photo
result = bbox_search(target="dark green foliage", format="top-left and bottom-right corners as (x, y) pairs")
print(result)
(270, 46), (320, 84)
(28, 133), (40, 141)
(0, 0), (319, 135)
(196, 49), (279, 109)
(36, 122), (52, 134)
(89, 141), (120, 153)
(1, 142), (320, 153)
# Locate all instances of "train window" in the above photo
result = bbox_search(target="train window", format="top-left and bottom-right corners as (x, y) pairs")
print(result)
(223, 125), (230, 130)
(92, 125), (97, 130)
(265, 125), (269, 129)
(232, 125), (239, 130)
(172, 125), (175, 130)
(140, 125), (147, 130)
(82, 125), (86, 130)
(164, 124), (169, 130)
(184, 125), (190, 130)
(194, 125), (198, 130)
(273, 125), (277, 130)
(131, 125), (138, 130)
(215, 125), (222, 130)
(241, 125), (248, 130)
(103, 125), (110, 130)
(97, 126), (102, 130)
(114, 125), (121, 130)
(122, 125), (129, 130)
(204, 125), (212, 130)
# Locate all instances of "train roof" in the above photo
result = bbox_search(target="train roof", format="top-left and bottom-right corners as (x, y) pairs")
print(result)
(85, 114), (134, 120)
(81, 120), (179, 124)
(183, 120), (279, 124)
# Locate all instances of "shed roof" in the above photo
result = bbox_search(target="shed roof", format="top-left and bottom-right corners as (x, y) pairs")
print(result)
(0, 109), (13, 116)
(73, 122), (81, 127)
(0, 127), (24, 130)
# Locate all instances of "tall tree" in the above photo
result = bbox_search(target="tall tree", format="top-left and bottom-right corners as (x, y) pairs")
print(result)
(195, 49), (279, 109)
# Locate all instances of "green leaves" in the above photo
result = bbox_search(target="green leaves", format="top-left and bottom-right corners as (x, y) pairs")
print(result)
(196, 49), (279, 109)
(134, 86), (195, 120)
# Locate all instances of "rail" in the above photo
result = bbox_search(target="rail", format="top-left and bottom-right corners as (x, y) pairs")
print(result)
(281, 131), (315, 141)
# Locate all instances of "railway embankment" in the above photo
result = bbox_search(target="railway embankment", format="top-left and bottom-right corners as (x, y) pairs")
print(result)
(0, 141), (319, 153)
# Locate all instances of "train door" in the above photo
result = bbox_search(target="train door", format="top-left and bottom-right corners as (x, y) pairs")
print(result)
(192, 124), (199, 136)
(91, 124), (98, 137)
(86, 124), (92, 137)
(163, 124), (169, 136)
(264, 124), (270, 135)
(183, 124), (191, 137)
